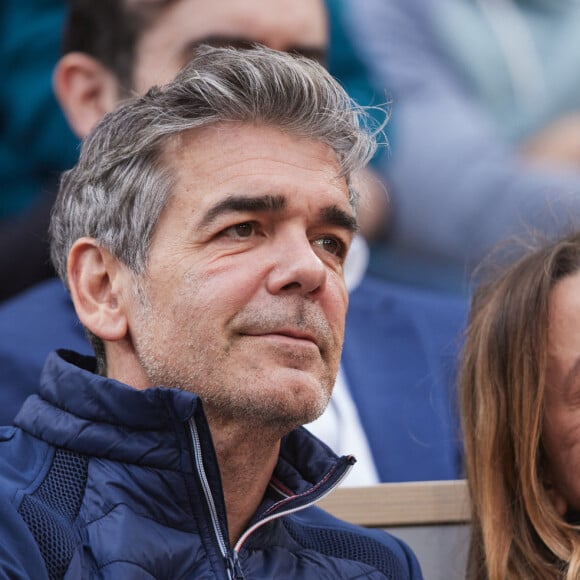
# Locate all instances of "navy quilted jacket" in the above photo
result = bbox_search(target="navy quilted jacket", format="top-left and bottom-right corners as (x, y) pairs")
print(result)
(0, 350), (423, 579)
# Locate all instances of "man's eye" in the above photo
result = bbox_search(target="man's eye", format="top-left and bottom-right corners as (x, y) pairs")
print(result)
(313, 236), (345, 257)
(224, 222), (255, 238)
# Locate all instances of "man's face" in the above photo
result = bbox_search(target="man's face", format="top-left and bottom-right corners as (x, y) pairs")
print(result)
(543, 271), (580, 515)
(131, 0), (327, 93)
(124, 123), (354, 431)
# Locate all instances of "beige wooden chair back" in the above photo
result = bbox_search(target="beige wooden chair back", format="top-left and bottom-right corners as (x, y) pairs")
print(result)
(318, 479), (470, 527)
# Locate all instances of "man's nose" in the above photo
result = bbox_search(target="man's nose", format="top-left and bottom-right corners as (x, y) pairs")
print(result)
(265, 233), (327, 296)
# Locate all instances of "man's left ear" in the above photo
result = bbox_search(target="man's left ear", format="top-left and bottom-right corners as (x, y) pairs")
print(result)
(67, 238), (130, 342)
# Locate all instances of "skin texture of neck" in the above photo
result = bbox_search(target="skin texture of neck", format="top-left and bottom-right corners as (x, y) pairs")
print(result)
(207, 413), (282, 546)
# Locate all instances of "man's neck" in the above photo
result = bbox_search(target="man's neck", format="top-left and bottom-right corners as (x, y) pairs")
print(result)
(208, 418), (282, 547)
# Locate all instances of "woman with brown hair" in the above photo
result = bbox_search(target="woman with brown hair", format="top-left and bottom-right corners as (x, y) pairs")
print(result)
(461, 230), (580, 579)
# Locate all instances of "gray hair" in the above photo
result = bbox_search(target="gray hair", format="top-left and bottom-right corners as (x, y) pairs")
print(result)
(50, 45), (380, 363)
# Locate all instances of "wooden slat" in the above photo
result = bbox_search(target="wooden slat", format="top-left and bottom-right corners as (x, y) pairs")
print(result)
(318, 479), (471, 528)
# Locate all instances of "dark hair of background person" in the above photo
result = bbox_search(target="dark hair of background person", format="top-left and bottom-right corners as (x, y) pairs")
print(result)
(62, 0), (173, 92)
(460, 230), (580, 579)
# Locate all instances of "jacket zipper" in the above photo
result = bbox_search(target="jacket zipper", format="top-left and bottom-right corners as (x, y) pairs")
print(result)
(188, 417), (354, 575)
(188, 419), (244, 580)
(234, 460), (354, 553)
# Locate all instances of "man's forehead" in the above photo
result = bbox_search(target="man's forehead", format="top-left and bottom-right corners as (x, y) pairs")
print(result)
(161, 123), (352, 213)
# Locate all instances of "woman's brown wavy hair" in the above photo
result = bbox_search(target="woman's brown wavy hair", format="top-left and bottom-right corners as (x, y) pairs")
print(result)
(461, 231), (580, 580)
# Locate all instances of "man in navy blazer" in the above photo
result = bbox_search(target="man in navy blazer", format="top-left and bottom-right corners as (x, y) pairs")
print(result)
(343, 276), (465, 481)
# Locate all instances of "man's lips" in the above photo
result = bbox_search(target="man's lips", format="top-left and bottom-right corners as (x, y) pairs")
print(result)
(242, 328), (320, 348)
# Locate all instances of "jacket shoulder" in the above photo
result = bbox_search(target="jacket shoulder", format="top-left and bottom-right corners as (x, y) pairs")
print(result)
(0, 427), (50, 493)
(348, 276), (467, 332)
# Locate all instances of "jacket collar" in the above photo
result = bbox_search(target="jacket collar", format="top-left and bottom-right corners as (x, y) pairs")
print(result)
(15, 350), (353, 495)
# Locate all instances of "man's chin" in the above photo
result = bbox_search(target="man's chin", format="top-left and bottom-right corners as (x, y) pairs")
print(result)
(232, 374), (331, 432)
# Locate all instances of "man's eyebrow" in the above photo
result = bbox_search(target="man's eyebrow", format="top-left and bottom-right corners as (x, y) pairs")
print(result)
(199, 195), (357, 232)
(200, 195), (286, 227)
(319, 205), (359, 233)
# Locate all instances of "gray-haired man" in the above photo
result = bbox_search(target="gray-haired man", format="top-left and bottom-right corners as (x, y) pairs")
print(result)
(0, 46), (422, 579)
